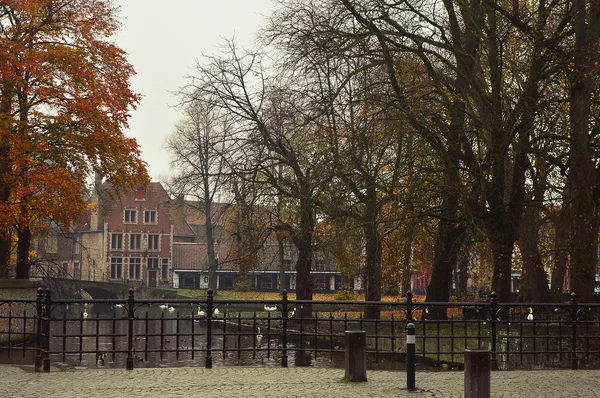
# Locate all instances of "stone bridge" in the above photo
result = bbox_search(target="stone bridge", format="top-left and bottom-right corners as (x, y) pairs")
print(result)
(41, 277), (180, 300)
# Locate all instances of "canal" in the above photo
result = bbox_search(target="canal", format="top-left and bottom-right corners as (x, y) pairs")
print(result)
(47, 303), (348, 370)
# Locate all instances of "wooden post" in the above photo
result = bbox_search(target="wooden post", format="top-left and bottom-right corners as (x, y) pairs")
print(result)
(344, 330), (367, 382)
(464, 349), (491, 398)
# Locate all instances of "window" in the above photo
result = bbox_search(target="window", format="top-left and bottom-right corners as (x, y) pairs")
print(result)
(129, 234), (141, 250)
(161, 258), (169, 280)
(111, 233), (123, 250)
(73, 262), (80, 280)
(62, 262), (68, 277)
(129, 258), (141, 280)
(144, 210), (157, 224)
(124, 209), (137, 224)
(74, 235), (81, 254)
(313, 275), (327, 290)
(147, 234), (160, 251)
(262, 274), (278, 290)
(147, 258), (159, 269)
(110, 258), (123, 279)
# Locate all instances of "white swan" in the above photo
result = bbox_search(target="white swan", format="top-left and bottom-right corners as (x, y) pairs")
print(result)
(168, 306), (175, 313)
(213, 308), (220, 316)
(527, 307), (534, 321)
(264, 304), (278, 312)
(197, 307), (206, 317)
(256, 327), (263, 346)
(83, 309), (89, 319)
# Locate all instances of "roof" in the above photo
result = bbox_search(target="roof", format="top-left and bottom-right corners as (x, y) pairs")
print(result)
(172, 242), (208, 270)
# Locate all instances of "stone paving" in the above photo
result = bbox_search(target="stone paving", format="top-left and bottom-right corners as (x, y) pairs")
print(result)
(1, 365), (599, 397)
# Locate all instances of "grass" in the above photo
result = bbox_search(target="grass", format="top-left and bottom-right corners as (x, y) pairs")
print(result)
(174, 288), (424, 302)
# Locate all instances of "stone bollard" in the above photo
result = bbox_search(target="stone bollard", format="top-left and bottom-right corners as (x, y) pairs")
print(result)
(464, 349), (491, 398)
(344, 330), (367, 382)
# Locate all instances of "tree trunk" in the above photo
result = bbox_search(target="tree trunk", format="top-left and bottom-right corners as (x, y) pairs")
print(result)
(0, 234), (9, 279)
(363, 218), (382, 319)
(0, 91), (12, 279)
(566, 0), (600, 304)
(455, 237), (470, 296)
(205, 200), (218, 293)
(278, 238), (286, 293)
(293, 196), (314, 367)
(15, 226), (31, 279)
(400, 224), (415, 296)
(0, 185), (10, 277)
(551, 205), (569, 302)
(517, 206), (551, 303)
(294, 196), (314, 313)
(490, 236), (514, 303)
(425, 196), (464, 319)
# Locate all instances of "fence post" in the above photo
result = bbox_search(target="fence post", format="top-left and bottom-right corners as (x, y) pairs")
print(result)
(406, 323), (415, 391)
(42, 288), (51, 373)
(406, 291), (413, 322)
(570, 292), (578, 370)
(34, 287), (44, 372)
(489, 292), (497, 370)
(464, 349), (491, 398)
(126, 288), (135, 370)
(205, 289), (213, 369)
(281, 290), (288, 368)
(344, 330), (367, 382)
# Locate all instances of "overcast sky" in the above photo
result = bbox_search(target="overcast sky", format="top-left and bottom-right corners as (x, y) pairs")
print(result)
(111, 0), (274, 181)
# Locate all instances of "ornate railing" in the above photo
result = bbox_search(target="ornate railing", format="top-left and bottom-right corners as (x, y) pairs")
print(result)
(1, 288), (599, 371)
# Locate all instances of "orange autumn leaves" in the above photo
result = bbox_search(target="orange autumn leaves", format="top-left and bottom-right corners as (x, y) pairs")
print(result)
(0, 1), (148, 263)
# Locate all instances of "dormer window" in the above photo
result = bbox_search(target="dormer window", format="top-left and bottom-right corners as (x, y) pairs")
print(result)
(136, 188), (144, 201)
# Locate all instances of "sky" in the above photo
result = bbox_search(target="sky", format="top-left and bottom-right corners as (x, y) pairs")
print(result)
(111, 0), (274, 181)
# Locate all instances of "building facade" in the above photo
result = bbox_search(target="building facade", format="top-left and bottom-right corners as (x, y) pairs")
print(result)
(34, 182), (347, 293)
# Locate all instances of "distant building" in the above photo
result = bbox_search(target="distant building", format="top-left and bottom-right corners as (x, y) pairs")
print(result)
(33, 181), (344, 292)
(34, 182), (181, 287)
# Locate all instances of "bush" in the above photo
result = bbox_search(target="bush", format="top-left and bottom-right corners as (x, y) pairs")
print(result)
(234, 279), (251, 292)
(334, 284), (356, 301)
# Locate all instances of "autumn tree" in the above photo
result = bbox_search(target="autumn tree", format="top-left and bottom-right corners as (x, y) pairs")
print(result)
(0, 1), (148, 278)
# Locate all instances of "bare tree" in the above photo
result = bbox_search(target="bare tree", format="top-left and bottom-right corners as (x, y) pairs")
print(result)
(184, 42), (331, 308)
(166, 97), (234, 292)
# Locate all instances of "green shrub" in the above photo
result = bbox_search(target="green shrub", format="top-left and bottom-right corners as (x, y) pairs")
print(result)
(334, 284), (356, 301)
(234, 279), (251, 292)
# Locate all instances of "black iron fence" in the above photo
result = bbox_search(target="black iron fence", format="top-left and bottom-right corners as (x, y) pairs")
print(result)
(1, 288), (600, 372)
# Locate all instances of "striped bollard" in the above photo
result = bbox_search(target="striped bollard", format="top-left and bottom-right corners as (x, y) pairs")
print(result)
(406, 323), (416, 391)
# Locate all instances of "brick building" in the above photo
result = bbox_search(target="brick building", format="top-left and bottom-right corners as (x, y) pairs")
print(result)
(34, 181), (344, 292)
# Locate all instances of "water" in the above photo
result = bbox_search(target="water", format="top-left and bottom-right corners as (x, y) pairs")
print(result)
(47, 303), (345, 370)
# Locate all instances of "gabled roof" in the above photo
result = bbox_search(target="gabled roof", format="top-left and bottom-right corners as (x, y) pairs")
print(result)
(172, 242), (207, 270)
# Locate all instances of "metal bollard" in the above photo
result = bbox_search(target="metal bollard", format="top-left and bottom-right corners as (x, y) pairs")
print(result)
(406, 323), (415, 391)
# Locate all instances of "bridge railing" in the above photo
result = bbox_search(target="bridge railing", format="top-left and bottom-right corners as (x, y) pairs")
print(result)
(1, 288), (599, 371)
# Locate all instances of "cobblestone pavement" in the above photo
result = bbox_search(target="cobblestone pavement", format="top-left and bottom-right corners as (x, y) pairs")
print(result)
(1, 365), (599, 397)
